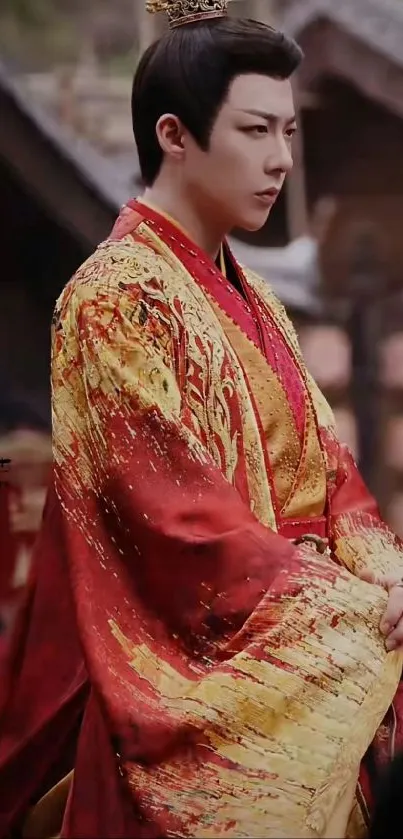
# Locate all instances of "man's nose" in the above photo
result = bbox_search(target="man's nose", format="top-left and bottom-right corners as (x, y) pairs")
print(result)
(265, 136), (293, 176)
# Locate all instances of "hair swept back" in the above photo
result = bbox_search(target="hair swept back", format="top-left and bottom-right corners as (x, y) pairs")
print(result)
(132, 17), (303, 185)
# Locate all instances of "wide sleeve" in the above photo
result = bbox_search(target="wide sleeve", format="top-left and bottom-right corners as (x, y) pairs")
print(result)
(51, 263), (302, 653)
(305, 370), (403, 578)
(329, 440), (403, 578)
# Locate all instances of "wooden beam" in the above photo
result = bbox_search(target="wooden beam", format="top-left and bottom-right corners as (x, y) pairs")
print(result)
(286, 80), (309, 239)
(0, 94), (116, 249)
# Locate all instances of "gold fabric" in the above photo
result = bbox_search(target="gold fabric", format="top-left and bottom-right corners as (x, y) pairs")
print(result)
(50, 211), (403, 838)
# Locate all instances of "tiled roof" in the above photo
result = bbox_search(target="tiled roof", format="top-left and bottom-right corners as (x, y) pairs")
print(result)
(0, 61), (134, 212)
(281, 0), (403, 68)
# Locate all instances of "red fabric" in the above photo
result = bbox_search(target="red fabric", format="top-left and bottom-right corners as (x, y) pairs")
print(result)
(124, 201), (311, 523)
(279, 515), (327, 541)
(0, 486), (89, 837)
(0, 292), (303, 837)
(129, 200), (308, 446)
(0, 204), (402, 837)
(0, 441), (302, 837)
(62, 691), (154, 838)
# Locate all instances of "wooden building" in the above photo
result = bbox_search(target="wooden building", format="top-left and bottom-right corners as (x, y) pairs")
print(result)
(0, 62), (128, 428)
(277, 0), (403, 531)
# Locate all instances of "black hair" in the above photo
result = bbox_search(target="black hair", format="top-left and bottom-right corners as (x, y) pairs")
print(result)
(132, 17), (303, 185)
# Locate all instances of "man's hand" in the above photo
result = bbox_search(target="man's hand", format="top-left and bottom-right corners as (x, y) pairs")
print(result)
(359, 569), (403, 651)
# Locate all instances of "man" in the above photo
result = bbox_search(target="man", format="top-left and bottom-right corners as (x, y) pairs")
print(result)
(1, 1), (403, 836)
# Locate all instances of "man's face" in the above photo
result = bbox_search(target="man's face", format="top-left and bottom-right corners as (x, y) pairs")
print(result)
(182, 74), (296, 232)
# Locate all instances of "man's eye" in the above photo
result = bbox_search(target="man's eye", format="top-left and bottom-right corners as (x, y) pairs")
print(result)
(285, 127), (297, 139)
(244, 125), (268, 135)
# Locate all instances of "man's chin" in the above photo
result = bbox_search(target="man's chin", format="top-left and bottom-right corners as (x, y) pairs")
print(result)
(236, 209), (272, 233)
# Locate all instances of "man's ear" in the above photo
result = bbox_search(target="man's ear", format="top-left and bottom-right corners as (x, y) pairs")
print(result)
(156, 114), (185, 161)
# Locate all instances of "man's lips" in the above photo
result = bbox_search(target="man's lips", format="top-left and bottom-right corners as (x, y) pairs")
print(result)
(256, 187), (280, 197)
(254, 188), (280, 205)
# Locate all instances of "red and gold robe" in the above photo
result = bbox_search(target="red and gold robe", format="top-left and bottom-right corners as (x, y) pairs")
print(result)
(1, 200), (403, 838)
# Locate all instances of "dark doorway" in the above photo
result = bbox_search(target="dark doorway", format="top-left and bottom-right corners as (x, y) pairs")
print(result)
(0, 158), (87, 430)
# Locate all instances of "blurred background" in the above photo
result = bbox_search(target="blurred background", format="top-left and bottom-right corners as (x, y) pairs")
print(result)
(1, 0), (403, 632)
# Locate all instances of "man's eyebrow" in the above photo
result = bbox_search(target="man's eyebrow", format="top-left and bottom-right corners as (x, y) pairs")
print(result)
(238, 108), (297, 124)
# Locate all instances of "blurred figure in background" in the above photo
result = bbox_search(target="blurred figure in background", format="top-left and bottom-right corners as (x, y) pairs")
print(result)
(0, 384), (52, 643)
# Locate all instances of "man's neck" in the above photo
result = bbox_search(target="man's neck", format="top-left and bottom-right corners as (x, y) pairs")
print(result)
(141, 185), (226, 261)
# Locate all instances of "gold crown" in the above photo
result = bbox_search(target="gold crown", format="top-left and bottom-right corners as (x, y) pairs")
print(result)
(146, 0), (230, 29)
